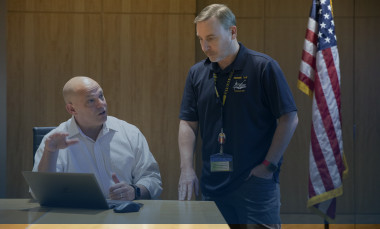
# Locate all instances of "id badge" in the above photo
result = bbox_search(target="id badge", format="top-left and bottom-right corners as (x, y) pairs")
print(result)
(210, 153), (233, 172)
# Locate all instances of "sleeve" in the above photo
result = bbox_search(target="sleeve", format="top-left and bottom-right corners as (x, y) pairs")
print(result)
(179, 68), (199, 121)
(261, 59), (297, 119)
(32, 130), (65, 172)
(131, 130), (163, 199)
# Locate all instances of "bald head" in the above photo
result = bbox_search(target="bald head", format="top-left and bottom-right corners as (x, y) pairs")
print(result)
(63, 76), (100, 104)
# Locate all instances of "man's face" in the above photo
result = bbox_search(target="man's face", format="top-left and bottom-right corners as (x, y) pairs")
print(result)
(196, 17), (234, 63)
(71, 82), (107, 129)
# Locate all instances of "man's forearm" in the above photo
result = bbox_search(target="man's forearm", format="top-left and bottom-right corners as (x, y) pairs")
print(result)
(178, 120), (198, 170)
(265, 111), (298, 164)
(37, 149), (59, 172)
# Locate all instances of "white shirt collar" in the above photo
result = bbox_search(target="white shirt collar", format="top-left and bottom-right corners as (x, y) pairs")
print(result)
(67, 116), (119, 140)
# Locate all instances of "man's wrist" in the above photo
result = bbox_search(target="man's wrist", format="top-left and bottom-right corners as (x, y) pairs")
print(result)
(130, 184), (141, 200)
(44, 145), (58, 154)
(180, 165), (194, 171)
(262, 159), (278, 172)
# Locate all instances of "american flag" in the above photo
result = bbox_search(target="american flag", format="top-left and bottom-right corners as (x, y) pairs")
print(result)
(298, 0), (348, 222)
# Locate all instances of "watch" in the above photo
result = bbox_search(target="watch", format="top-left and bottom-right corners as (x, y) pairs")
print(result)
(262, 159), (278, 172)
(130, 184), (141, 200)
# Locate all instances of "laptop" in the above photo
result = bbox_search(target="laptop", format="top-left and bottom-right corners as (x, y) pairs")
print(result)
(22, 171), (124, 209)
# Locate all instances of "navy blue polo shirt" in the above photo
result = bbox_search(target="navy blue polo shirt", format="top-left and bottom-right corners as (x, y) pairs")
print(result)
(179, 43), (297, 197)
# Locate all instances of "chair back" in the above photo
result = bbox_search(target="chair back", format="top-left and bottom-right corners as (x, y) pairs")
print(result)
(32, 127), (55, 164)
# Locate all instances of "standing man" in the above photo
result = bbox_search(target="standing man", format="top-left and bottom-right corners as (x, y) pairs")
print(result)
(178, 4), (298, 227)
(33, 76), (162, 201)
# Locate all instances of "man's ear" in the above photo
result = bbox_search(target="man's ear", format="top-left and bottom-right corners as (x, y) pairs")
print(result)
(65, 103), (76, 115)
(230, 26), (237, 40)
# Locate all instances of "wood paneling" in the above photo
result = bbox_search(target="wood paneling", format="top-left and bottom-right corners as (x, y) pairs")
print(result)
(102, 13), (195, 200)
(237, 18), (264, 53)
(265, 0), (354, 18)
(333, 0), (355, 17)
(8, 0), (101, 12)
(265, 0), (310, 17)
(355, 0), (380, 17)
(354, 17), (380, 214)
(197, 0), (264, 18)
(103, 0), (195, 13)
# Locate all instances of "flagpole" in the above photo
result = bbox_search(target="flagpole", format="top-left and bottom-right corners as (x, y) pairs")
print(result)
(324, 220), (329, 229)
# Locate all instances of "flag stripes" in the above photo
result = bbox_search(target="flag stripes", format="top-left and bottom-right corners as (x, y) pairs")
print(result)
(298, 0), (347, 222)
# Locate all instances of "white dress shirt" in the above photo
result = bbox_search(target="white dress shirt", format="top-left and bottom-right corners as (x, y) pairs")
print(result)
(33, 116), (162, 199)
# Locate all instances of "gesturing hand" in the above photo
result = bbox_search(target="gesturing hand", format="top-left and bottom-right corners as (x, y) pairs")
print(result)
(178, 168), (199, 201)
(44, 132), (79, 153)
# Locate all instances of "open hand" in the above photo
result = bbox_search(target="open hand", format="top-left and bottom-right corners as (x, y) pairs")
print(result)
(44, 132), (79, 153)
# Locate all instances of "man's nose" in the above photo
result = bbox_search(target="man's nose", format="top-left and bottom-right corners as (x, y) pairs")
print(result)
(201, 40), (209, 52)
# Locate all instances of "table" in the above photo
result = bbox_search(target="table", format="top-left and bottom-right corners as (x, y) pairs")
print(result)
(0, 199), (228, 227)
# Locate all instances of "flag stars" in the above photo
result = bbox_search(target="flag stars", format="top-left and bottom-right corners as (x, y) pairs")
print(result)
(328, 5), (332, 11)
(324, 37), (331, 43)
(320, 22), (326, 29)
(318, 9), (323, 14)
(320, 0), (327, 4)
(331, 20), (335, 26)
(328, 28), (333, 34)
(318, 32), (323, 38)
(324, 13), (330, 20)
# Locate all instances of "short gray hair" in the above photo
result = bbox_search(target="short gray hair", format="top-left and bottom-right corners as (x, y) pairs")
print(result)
(194, 4), (236, 30)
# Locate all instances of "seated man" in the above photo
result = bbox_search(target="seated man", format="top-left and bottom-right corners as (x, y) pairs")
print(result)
(33, 76), (162, 200)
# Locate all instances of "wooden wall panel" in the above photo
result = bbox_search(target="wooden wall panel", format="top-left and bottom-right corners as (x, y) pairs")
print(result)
(265, 0), (309, 17)
(237, 19), (264, 53)
(198, 0), (264, 18)
(8, 0), (101, 12)
(333, 0), (354, 17)
(102, 13), (195, 200)
(266, 0), (354, 18)
(103, 0), (195, 13)
(354, 17), (380, 214)
(355, 0), (380, 17)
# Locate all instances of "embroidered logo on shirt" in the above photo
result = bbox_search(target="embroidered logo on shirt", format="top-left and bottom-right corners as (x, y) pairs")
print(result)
(233, 76), (247, 92)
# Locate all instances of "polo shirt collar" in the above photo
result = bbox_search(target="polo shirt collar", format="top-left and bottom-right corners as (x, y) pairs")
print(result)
(205, 42), (247, 78)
